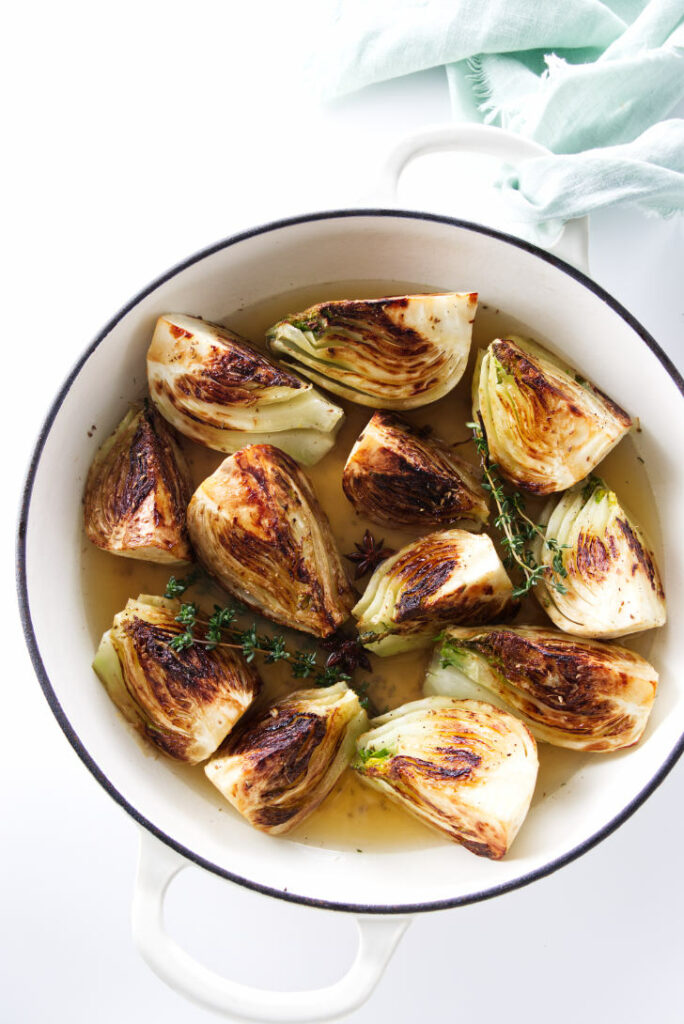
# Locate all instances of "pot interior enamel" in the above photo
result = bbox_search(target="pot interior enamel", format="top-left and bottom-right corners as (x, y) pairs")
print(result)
(21, 211), (684, 912)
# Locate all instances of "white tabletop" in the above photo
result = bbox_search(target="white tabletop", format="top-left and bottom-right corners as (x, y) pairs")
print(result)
(4, 5), (684, 1022)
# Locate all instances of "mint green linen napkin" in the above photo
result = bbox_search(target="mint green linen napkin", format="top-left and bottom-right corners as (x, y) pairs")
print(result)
(500, 120), (684, 243)
(321, 0), (626, 99)
(318, 0), (684, 231)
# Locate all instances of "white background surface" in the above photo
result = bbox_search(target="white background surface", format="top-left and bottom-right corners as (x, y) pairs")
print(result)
(4, 4), (684, 1022)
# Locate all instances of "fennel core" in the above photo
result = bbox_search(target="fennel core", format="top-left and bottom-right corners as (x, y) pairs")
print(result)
(162, 572), (369, 700)
(467, 420), (569, 600)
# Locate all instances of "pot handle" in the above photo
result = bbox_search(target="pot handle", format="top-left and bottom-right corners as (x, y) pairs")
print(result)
(132, 831), (411, 1023)
(378, 123), (590, 275)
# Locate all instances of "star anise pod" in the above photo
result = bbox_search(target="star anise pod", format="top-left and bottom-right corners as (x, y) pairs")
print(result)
(320, 632), (372, 675)
(345, 529), (395, 580)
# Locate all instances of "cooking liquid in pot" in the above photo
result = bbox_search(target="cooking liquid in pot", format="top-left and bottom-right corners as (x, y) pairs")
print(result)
(81, 280), (659, 851)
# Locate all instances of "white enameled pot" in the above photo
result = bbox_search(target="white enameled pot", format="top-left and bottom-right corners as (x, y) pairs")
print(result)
(18, 126), (684, 1023)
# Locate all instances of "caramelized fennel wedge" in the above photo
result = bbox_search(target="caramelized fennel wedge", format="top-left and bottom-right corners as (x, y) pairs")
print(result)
(343, 411), (488, 529)
(267, 292), (478, 409)
(147, 313), (344, 465)
(531, 478), (666, 638)
(427, 626), (658, 751)
(205, 683), (368, 834)
(354, 697), (538, 858)
(353, 529), (517, 655)
(187, 444), (355, 637)
(93, 595), (260, 764)
(473, 336), (632, 494)
(84, 404), (193, 564)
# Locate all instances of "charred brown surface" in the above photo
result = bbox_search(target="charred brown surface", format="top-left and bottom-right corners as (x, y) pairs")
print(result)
(353, 697), (537, 858)
(107, 600), (260, 764)
(616, 518), (665, 598)
(175, 331), (304, 407)
(384, 753), (480, 782)
(377, 533), (516, 630)
(434, 747), (483, 768)
(448, 627), (656, 744)
(343, 411), (488, 528)
(533, 479), (666, 638)
(229, 709), (326, 762)
(493, 339), (570, 412)
(290, 299), (420, 353)
(480, 337), (633, 495)
(506, 476), (550, 496)
(314, 299), (429, 358)
(84, 403), (193, 560)
(458, 837), (502, 859)
(124, 617), (258, 709)
(268, 293), (477, 406)
(469, 630), (618, 723)
(574, 531), (611, 581)
(363, 744), (510, 859)
(394, 781), (507, 858)
(226, 709), (328, 822)
(188, 445), (355, 637)
(494, 339), (630, 429)
(395, 560), (459, 620)
(133, 406), (189, 521)
(206, 686), (363, 835)
(147, 313), (344, 460)
(252, 804), (301, 828)
(118, 417), (158, 514)
(144, 723), (193, 760)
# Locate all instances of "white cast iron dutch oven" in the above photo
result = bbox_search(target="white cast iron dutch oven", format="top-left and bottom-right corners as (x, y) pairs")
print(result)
(17, 126), (684, 1022)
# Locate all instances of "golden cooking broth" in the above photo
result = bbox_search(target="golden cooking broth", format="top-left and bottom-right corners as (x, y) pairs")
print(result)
(81, 279), (661, 851)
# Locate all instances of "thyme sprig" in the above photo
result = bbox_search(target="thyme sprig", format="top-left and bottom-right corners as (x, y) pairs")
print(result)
(467, 419), (569, 599)
(163, 576), (360, 693)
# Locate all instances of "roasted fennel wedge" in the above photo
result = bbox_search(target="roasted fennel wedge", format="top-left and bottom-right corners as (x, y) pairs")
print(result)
(353, 697), (538, 858)
(426, 626), (658, 752)
(267, 292), (477, 409)
(147, 313), (344, 465)
(93, 595), (260, 764)
(84, 403), (193, 564)
(353, 530), (516, 655)
(531, 477), (666, 638)
(342, 411), (488, 529)
(205, 683), (368, 835)
(187, 444), (355, 637)
(473, 336), (632, 493)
